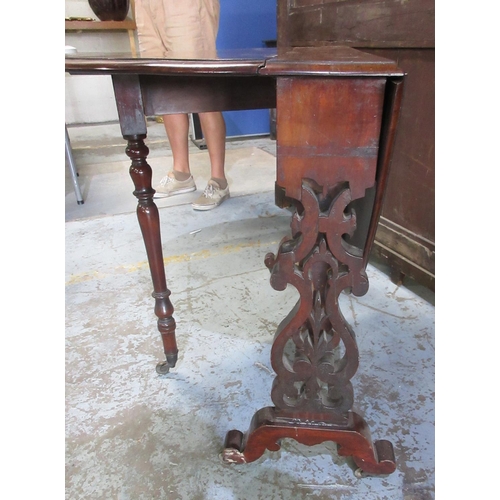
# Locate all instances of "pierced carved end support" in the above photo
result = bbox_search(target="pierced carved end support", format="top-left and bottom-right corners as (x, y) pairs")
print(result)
(224, 179), (396, 476)
(223, 75), (402, 476)
(221, 407), (395, 476)
(125, 135), (178, 373)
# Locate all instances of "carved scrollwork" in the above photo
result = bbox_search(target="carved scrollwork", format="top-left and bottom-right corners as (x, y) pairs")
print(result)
(265, 180), (369, 416)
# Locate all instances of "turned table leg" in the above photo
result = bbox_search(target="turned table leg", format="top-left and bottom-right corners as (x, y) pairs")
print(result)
(112, 74), (179, 374)
(125, 135), (178, 374)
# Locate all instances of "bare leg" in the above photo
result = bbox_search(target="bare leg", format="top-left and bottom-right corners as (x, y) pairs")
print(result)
(199, 111), (226, 180)
(162, 113), (191, 174)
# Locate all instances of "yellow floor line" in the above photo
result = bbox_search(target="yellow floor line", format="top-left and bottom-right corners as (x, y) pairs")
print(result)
(66, 238), (279, 286)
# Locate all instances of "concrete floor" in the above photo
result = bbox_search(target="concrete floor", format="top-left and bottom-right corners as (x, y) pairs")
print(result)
(65, 121), (435, 499)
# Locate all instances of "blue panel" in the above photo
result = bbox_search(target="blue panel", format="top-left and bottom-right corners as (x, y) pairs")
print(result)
(223, 109), (273, 137)
(217, 0), (277, 50)
(217, 0), (277, 137)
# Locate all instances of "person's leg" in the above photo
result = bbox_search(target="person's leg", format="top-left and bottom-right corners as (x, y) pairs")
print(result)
(198, 111), (226, 184)
(192, 110), (229, 210)
(162, 113), (191, 176)
(153, 113), (196, 198)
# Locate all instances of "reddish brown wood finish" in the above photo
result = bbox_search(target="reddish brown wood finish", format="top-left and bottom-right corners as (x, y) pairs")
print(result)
(362, 77), (405, 267)
(66, 47), (403, 474)
(222, 53), (402, 473)
(276, 0), (435, 290)
(126, 135), (178, 373)
(112, 75), (177, 373)
(140, 75), (276, 115)
(222, 408), (396, 475)
(65, 48), (277, 76)
(365, 48), (435, 288)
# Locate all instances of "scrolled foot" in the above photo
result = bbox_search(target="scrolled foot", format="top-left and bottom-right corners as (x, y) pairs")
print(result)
(354, 467), (391, 479)
(352, 439), (396, 476)
(220, 430), (247, 464)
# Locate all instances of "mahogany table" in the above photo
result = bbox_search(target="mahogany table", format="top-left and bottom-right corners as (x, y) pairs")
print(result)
(66, 47), (404, 476)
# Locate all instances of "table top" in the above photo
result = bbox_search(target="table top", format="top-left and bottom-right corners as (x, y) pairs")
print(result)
(65, 46), (403, 78)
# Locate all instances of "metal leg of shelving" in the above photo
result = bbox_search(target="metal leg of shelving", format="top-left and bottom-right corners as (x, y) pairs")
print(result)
(65, 124), (84, 205)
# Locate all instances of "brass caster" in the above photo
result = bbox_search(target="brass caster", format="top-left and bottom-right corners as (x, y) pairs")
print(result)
(155, 361), (171, 375)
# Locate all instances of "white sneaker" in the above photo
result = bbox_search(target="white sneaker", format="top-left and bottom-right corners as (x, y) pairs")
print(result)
(191, 179), (230, 211)
(153, 171), (196, 198)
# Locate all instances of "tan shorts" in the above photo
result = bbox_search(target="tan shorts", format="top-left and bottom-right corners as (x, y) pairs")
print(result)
(135, 0), (220, 59)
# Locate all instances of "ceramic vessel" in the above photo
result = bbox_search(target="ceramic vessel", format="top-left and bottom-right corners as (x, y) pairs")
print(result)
(88, 0), (130, 21)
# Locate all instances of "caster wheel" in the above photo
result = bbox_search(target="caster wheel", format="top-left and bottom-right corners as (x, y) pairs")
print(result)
(354, 468), (365, 479)
(156, 361), (171, 375)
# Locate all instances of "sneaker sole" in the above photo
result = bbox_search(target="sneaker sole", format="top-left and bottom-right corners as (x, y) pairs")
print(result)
(192, 193), (230, 211)
(153, 186), (196, 199)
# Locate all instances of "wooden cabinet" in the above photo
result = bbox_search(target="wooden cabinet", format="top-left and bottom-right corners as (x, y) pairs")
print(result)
(277, 0), (435, 290)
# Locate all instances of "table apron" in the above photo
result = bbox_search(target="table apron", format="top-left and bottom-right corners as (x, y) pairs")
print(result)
(139, 74), (277, 116)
